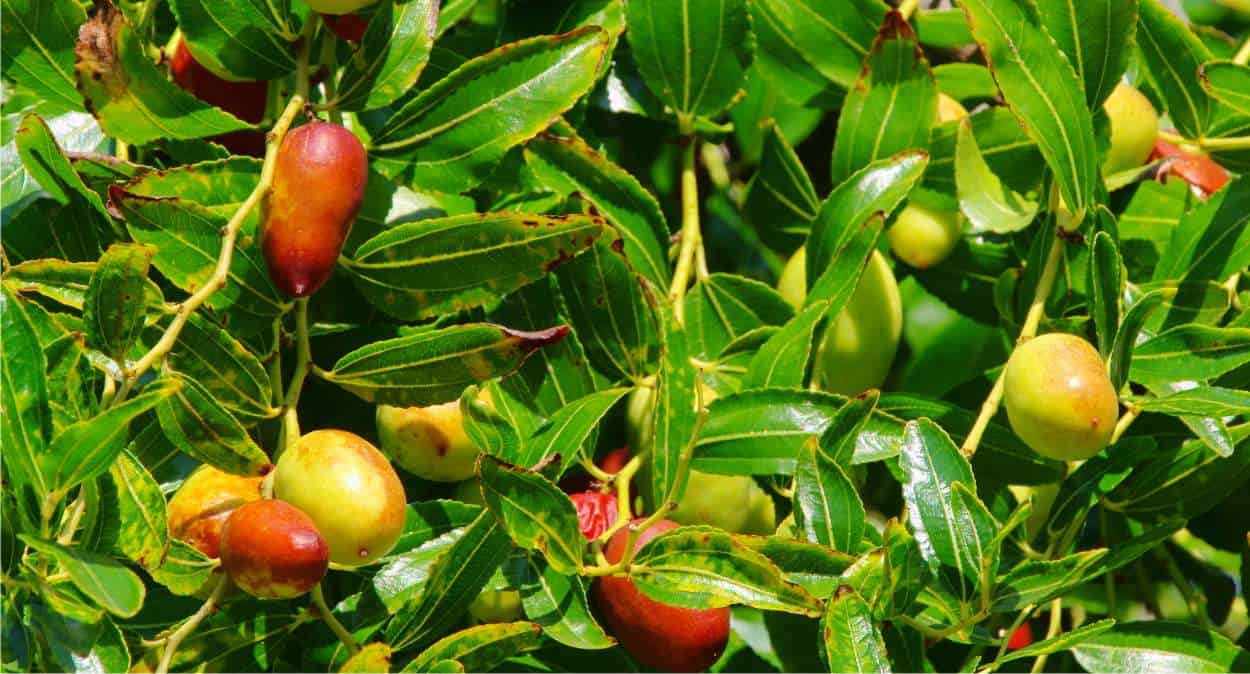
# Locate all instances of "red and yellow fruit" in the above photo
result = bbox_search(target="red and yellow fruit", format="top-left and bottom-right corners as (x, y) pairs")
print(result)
(569, 491), (618, 540)
(593, 519), (730, 672)
(167, 465), (265, 559)
(273, 430), (406, 566)
(219, 499), (329, 599)
(376, 399), (481, 482)
(170, 40), (269, 157)
(1151, 138), (1230, 198)
(261, 121), (368, 297)
(1003, 333), (1119, 462)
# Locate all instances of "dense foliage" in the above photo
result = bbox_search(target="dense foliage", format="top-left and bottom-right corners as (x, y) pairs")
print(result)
(3, 0), (1250, 672)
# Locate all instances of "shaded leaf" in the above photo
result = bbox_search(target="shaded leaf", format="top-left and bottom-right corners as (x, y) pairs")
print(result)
(83, 243), (154, 363)
(955, 117), (1039, 234)
(155, 372), (270, 476)
(22, 536), (146, 618)
(506, 554), (614, 650)
(478, 455), (584, 573)
(406, 622), (543, 673)
(168, 0), (297, 81)
(1071, 621), (1250, 673)
(336, 0), (438, 111)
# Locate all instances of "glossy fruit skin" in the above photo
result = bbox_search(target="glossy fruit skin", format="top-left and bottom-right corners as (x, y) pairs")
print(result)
(322, 13), (368, 41)
(668, 470), (762, 534)
(1006, 623), (1034, 650)
(219, 499), (329, 599)
(569, 491), (618, 540)
(167, 466), (265, 559)
(273, 430), (407, 566)
(169, 40), (268, 156)
(376, 400), (480, 482)
(888, 201), (963, 270)
(1003, 333), (1119, 462)
(593, 519), (730, 672)
(302, 0), (378, 15)
(261, 121), (368, 297)
(1151, 139), (1230, 197)
(467, 587), (524, 623)
(1102, 83), (1159, 175)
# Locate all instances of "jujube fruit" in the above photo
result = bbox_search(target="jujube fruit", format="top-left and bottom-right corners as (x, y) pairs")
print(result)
(1006, 623), (1034, 650)
(169, 40), (269, 156)
(302, 0), (378, 15)
(467, 586), (524, 623)
(569, 491), (618, 540)
(887, 201), (963, 270)
(1003, 333), (1119, 462)
(167, 465), (264, 559)
(273, 430), (407, 566)
(219, 499), (329, 599)
(778, 248), (904, 396)
(1151, 138), (1230, 197)
(667, 470), (773, 534)
(376, 398), (482, 482)
(261, 121), (368, 297)
(1101, 83), (1159, 176)
(322, 13), (369, 42)
(592, 519), (730, 672)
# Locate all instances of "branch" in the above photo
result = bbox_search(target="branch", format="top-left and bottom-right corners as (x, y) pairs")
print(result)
(669, 139), (702, 322)
(157, 576), (231, 674)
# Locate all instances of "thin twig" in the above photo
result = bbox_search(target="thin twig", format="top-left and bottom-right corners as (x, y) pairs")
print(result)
(312, 583), (361, 655)
(669, 139), (702, 322)
(157, 576), (230, 674)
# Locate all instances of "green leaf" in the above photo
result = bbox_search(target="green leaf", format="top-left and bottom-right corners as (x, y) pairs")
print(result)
(1035, 0), (1137, 108)
(954, 117), (1039, 234)
(1045, 444), (1139, 546)
(741, 122), (820, 251)
(15, 114), (112, 223)
(1200, 61), (1250, 117)
(1131, 386), (1250, 416)
(507, 554), (614, 650)
(324, 323), (569, 407)
(749, 0), (885, 103)
(898, 419), (998, 603)
(340, 642), (393, 674)
(22, 536), (146, 618)
(934, 62), (998, 102)
(525, 132), (670, 289)
(1109, 289), (1170, 391)
(742, 297), (828, 390)
(386, 511), (513, 650)
(1109, 426), (1250, 518)
(155, 372), (271, 476)
(624, 0), (754, 120)
(988, 619), (1117, 668)
(45, 377), (180, 495)
(649, 311), (699, 509)
(793, 436), (865, 553)
(821, 587), (892, 674)
(168, 0), (298, 81)
(83, 243), (154, 363)
(392, 500), (484, 556)
(3, 110), (105, 215)
(461, 385), (523, 462)
(1088, 230), (1124, 358)
(1152, 175), (1250, 284)
(554, 239), (659, 381)
(960, 0), (1099, 218)
(344, 211), (605, 321)
(3, 259), (163, 314)
(806, 151), (928, 291)
(830, 12), (936, 184)
(478, 455), (584, 573)
(149, 538), (217, 596)
(1136, 0), (1214, 139)
(74, 3), (252, 145)
(1, 0), (87, 112)
(732, 535), (855, 599)
(925, 106), (1042, 196)
(685, 273), (794, 359)
(32, 606), (130, 674)
(1, 284), (52, 529)
(630, 526), (823, 616)
(374, 528), (465, 613)
(992, 548), (1108, 612)
(335, 0), (437, 111)
(1131, 325), (1250, 384)
(371, 28), (609, 193)
(1070, 621), (1250, 673)
(519, 387), (629, 470)
(406, 622), (543, 673)
(881, 520), (927, 618)
(98, 449), (168, 570)
(149, 313), (274, 425)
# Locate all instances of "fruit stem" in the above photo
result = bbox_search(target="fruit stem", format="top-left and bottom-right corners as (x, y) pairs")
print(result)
(1028, 598), (1063, 674)
(156, 576), (231, 674)
(1109, 405), (1140, 445)
(1195, 135), (1250, 151)
(669, 138), (702, 322)
(116, 95), (305, 403)
(295, 14), (317, 101)
(579, 456), (614, 484)
(593, 454), (646, 548)
(961, 231), (1065, 457)
(280, 298), (313, 452)
(312, 583), (361, 655)
(1234, 37), (1250, 66)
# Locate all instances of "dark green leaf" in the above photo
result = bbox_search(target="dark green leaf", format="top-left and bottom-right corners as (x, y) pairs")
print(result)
(519, 387), (629, 470)
(1152, 175), (1250, 284)
(478, 455), (584, 573)
(1, 0), (87, 111)
(1200, 60), (1250, 117)
(3, 258), (163, 314)
(1071, 621), (1250, 673)
(0, 284), (52, 529)
(1110, 288), (1170, 391)
(1131, 325), (1250, 384)
(461, 385), (523, 462)
(732, 535), (855, 599)
(1136, 0), (1214, 138)
(83, 243), (154, 363)
(821, 587), (892, 674)
(406, 622), (543, 673)
(324, 323), (568, 406)
(15, 114), (112, 222)
(1109, 425), (1250, 518)
(156, 371), (270, 476)
(793, 436), (866, 554)
(1036, 0), (1138, 108)
(992, 548), (1108, 612)
(989, 619), (1117, 668)
(152, 313), (274, 425)
(168, 0), (297, 81)
(336, 0), (438, 111)
(742, 298), (827, 390)
(22, 536), (146, 618)
(1089, 230), (1124, 357)
(749, 0), (884, 103)
(507, 554), (614, 650)
(1131, 386), (1250, 416)
(741, 122), (820, 251)
(98, 449), (167, 570)
(32, 606), (130, 674)
(685, 273), (794, 359)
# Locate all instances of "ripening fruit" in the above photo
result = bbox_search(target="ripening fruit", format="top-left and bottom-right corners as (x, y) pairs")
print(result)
(742, 484), (778, 535)
(376, 399), (481, 482)
(593, 519), (730, 672)
(1102, 83), (1159, 176)
(219, 499), (329, 599)
(169, 40), (268, 156)
(322, 13), (368, 41)
(779, 249), (903, 396)
(261, 121), (368, 297)
(1003, 333), (1119, 462)
(273, 430), (407, 566)
(302, 0), (378, 15)
(1007, 623), (1034, 650)
(887, 201), (963, 270)
(569, 491), (619, 540)
(1151, 139), (1230, 198)
(167, 465), (265, 559)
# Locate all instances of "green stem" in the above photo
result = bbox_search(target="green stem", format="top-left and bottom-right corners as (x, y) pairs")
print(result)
(991, 604), (1037, 665)
(295, 16), (317, 101)
(279, 298), (312, 454)
(312, 583), (361, 655)
(1110, 405), (1140, 444)
(1235, 37), (1250, 66)
(669, 139), (702, 323)
(1157, 546), (1210, 628)
(1101, 509), (1117, 619)
(157, 576), (231, 674)
(1029, 598), (1063, 674)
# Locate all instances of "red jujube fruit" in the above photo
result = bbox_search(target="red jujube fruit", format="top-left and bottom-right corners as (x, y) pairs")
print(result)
(261, 121), (368, 297)
(569, 491), (618, 540)
(219, 500), (329, 599)
(170, 41), (269, 157)
(1151, 138), (1229, 197)
(592, 519), (730, 672)
(323, 13), (369, 42)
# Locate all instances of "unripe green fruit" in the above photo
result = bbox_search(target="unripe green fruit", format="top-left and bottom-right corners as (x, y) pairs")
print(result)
(1003, 333), (1119, 461)
(301, 0), (378, 15)
(467, 588), (524, 623)
(219, 499), (329, 599)
(376, 399), (480, 482)
(1007, 483), (1060, 542)
(742, 483), (778, 535)
(1102, 83), (1158, 176)
(274, 430), (407, 566)
(669, 470), (757, 533)
(888, 202), (963, 270)
(781, 249), (903, 396)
